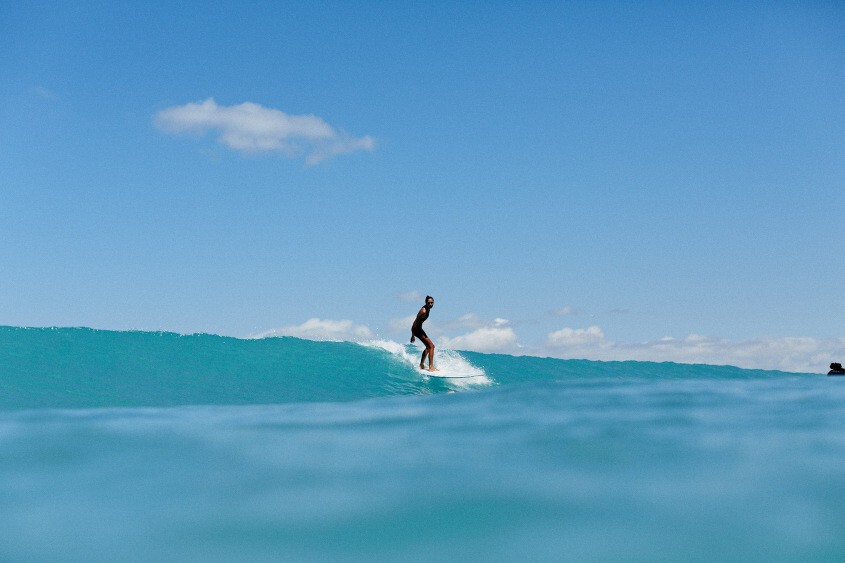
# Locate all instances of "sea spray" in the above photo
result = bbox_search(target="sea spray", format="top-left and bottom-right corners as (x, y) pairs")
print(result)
(362, 339), (491, 387)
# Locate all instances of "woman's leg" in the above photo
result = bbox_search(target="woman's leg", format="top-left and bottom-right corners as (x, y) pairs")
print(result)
(420, 335), (436, 370)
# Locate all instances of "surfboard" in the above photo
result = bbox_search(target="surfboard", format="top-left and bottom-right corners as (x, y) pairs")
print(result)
(419, 369), (482, 379)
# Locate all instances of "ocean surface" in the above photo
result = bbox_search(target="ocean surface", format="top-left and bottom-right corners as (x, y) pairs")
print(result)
(2, 326), (844, 561)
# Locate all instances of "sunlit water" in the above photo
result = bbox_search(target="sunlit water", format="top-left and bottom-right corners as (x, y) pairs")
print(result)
(1, 327), (843, 560)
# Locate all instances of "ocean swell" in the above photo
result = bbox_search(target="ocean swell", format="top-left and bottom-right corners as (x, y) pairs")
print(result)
(0, 326), (794, 411)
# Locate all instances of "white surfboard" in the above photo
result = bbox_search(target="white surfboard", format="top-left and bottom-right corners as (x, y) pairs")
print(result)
(419, 369), (482, 379)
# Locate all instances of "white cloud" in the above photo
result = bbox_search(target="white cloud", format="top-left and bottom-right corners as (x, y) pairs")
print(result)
(440, 313), (498, 331)
(30, 85), (58, 100)
(397, 291), (422, 302)
(551, 306), (581, 317)
(389, 315), (417, 334)
(154, 98), (375, 164)
(252, 318), (374, 342)
(548, 325), (605, 347)
(304, 134), (375, 166)
(454, 313), (484, 328)
(441, 325), (518, 353)
(605, 308), (630, 316)
(544, 325), (845, 373)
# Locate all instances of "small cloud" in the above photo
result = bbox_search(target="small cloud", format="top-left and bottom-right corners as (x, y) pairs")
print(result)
(30, 86), (58, 100)
(550, 306), (581, 317)
(389, 315), (417, 333)
(305, 134), (375, 165)
(547, 326), (606, 347)
(437, 314), (512, 335)
(252, 318), (373, 342)
(397, 291), (422, 303)
(455, 313), (484, 328)
(440, 326), (518, 353)
(154, 98), (375, 165)
(605, 308), (630, 316)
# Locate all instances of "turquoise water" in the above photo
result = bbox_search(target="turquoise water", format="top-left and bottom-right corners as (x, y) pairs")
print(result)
(2, 327), (844, 560)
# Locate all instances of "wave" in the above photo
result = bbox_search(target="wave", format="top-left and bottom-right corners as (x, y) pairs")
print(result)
(0, 326), (797, 410)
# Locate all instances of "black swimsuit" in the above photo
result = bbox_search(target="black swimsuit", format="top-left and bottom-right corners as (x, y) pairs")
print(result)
(413, 308), (430, 339)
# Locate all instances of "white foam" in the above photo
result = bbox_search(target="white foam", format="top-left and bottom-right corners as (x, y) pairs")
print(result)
(361, 339), (418, 364)
(361, 340), (490, 386)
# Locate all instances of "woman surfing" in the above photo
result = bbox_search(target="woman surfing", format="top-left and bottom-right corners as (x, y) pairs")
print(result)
(411, 296), (438, 371)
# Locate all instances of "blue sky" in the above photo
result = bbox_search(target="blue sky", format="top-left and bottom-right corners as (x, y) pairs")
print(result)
(2, 1), (843, 371)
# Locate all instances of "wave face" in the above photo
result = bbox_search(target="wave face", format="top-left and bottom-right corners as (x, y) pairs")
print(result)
(2, 326), (842, 561)
(1, 326), (788, 410)
(0, 327), (422, 410)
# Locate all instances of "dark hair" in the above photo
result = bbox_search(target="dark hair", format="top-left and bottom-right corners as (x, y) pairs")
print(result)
(426, 295), (433, 302)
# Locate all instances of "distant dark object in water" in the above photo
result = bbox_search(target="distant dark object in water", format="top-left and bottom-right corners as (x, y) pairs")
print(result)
(828, 363), (845, 376)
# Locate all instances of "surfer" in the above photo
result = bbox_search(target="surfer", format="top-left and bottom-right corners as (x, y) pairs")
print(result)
(411, 296), (438, 371)
(829, 363), (845, 376)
